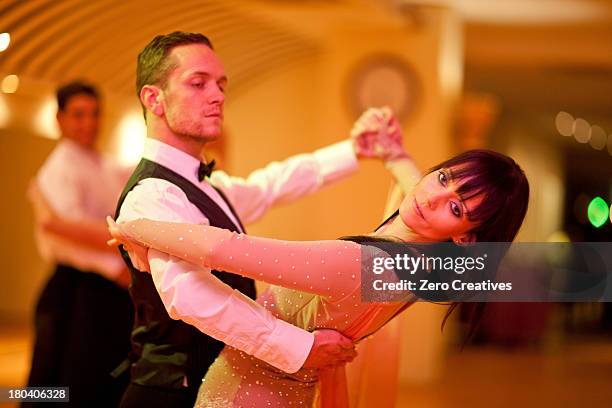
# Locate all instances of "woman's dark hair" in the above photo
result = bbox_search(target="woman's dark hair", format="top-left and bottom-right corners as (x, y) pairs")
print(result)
(345, 149), (530, 346)
(429, 149), (529, 242)
(432, 149), (529, 345)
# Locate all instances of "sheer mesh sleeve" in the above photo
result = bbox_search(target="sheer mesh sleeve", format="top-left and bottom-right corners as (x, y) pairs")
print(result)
(119, 219), (363, 297)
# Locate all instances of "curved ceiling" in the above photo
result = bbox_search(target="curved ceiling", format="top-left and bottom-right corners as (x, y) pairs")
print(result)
(402, 0), (612, 24)
(0, 0), (322, 96)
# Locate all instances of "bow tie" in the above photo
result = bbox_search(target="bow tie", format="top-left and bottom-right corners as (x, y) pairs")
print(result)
(198, 160), (216, 181)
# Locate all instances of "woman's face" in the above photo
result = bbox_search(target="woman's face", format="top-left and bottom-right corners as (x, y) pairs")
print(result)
(399, 167), (483, 242)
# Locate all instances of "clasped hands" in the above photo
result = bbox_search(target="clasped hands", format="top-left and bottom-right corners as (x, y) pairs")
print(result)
(351, 106), (408, 162)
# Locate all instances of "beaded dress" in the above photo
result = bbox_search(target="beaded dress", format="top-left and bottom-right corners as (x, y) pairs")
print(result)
(118, 219), (414, 407)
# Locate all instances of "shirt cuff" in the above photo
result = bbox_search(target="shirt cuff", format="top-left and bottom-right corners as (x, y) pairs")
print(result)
(313, 140), (359, 184)
(255, 319), (314, 374)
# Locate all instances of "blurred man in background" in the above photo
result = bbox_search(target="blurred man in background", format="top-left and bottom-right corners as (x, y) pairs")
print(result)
(25, 81), (133, 407)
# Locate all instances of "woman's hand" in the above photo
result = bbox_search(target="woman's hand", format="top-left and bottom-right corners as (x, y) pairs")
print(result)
(106, 217), (151, 273)
(351, 107), (409, 162)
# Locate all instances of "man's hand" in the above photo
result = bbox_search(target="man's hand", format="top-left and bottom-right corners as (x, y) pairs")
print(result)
(302, 329), (357, 370)
(351, 106), (408, 162)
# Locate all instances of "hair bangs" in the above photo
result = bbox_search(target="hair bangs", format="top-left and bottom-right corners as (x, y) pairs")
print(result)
(429, 149), (529, 240)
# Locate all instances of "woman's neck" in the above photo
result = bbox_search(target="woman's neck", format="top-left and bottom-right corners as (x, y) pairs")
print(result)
(371, 215), (435, 243)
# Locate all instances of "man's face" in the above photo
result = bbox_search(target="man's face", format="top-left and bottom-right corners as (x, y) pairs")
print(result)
(159, 44), (226, 142)
(57, 94), (100, 148)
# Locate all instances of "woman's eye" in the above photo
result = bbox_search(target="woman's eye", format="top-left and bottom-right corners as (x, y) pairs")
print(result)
(450, 201), (461, 218)
(192, 82), (204, 88)
(438, 171), (447, 186)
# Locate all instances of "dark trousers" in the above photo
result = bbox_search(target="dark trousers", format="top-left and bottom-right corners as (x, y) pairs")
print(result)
(119, 383), (197, 408)
(23, 264), (133, 407)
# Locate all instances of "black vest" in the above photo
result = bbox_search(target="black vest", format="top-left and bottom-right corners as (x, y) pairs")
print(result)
(115, 159), (256, 391)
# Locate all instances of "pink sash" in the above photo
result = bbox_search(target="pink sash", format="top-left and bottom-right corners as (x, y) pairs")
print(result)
(317, 302), (412, 407)
(319, 367), (350, 408)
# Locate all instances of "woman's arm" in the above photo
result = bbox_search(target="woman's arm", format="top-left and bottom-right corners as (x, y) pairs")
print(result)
(108, 217), (363, 298)
(350, 107), (422, 216)
(385, 158), (421, 198)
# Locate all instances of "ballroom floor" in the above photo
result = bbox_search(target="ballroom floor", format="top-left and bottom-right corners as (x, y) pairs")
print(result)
(0, 324), (610, 408)
(395, 338), (612, 408)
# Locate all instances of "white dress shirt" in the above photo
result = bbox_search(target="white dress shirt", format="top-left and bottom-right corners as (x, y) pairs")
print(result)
(36, 139), (130, 280)
(117, 138), (358, 374)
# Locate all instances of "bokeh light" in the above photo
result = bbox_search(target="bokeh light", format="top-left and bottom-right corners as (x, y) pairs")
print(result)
(587, 196), (609, 228)
(0, 93), (9, 128)
(0, 33), (10, 52)
(116, 112), (146, 166)
(572, 118), (591, 143)
(546, 230), (570, 242)
(588, 125), (607, 150)
(35, 97), (60, 140)
(1, 75), (19, 94)
(555, 111), (574, 136)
